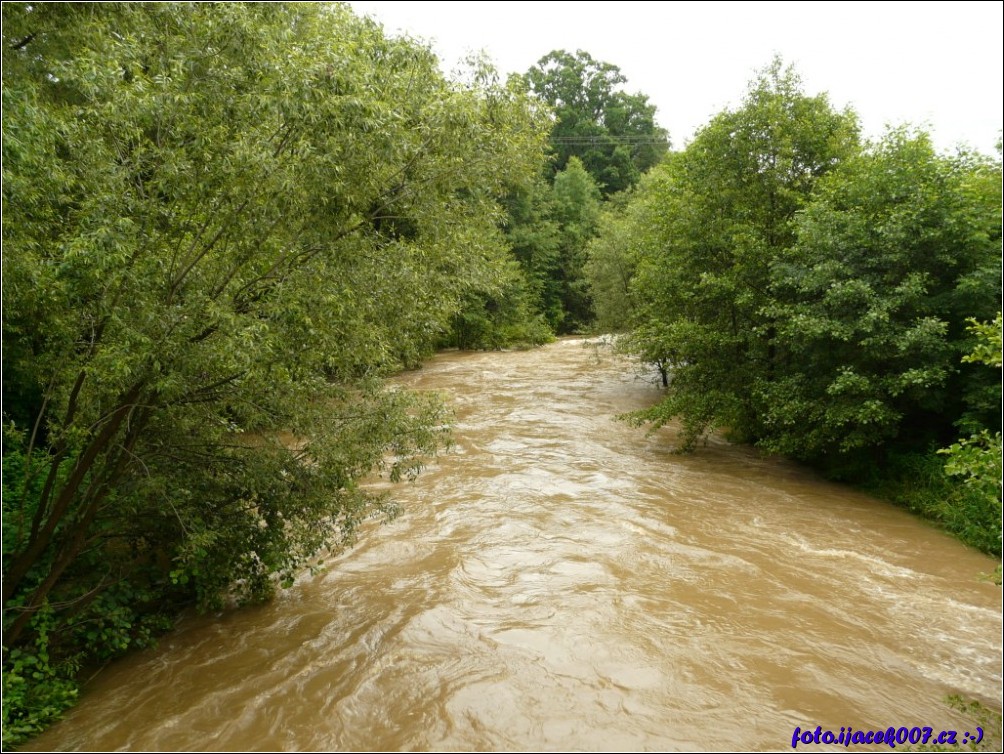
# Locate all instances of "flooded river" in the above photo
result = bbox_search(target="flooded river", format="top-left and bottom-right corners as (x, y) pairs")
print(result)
(28, 338), (1002, 751)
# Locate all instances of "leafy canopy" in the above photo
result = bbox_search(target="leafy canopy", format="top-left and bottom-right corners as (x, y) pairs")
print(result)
(2, 2), (549, 741)
(527, 49), (669, 195)
(618, 59), (860, 448)
(762, 130), (1002, 458)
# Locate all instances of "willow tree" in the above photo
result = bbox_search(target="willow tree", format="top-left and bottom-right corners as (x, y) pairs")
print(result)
(2, 3), (548, 739)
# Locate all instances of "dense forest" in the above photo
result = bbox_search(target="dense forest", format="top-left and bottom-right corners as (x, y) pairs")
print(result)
(2, 3), (1000, 744)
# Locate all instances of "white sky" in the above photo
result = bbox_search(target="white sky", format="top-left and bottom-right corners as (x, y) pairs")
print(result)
(348, 1), (1003, 155)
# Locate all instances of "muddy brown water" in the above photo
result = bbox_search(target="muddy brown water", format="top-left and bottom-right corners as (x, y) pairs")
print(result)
(26, 338), (1002, 751)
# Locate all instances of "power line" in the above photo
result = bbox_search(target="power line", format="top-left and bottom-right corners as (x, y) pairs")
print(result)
(550, 135), (669, 145)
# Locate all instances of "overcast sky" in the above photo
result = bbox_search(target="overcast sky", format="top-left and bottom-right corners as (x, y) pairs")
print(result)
(348, 1), (1002, 155)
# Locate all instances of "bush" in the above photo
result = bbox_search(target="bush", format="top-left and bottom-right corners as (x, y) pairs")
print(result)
(861, 448), (1001, 557)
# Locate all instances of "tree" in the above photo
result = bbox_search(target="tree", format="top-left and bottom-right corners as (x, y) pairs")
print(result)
(499, 158), (602, 333)
(549, 157), (602, 331)
(585, 160), (702, 339)
(761, 130), (1002, 461)
(526, 49), (669, 195)
(584, 190), (639, 333)
(501, 176), (564, 329)
(621, 59), (860, 447)
(2, 3), (549, 740)
(441, 256), (553, 351)
(938, 314), (1003, 557)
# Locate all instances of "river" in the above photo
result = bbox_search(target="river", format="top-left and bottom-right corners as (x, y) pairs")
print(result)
(27, 338), (1002, 751)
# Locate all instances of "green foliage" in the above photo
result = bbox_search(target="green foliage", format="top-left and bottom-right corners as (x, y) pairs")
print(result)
(526, 49), (669, 195)
(2, 604), (80, 748)
(583, 191), (639, 332)
(2, 2), (548, 742)
(797, 318), (1001, 559)
(503, 49), (668, 331)
(764, 308), (1002, 559)
(941, 430), (1002, 513)
(549, 157), (602, 331)
(762, 133), (1001, 459)
(960, 314), (1003, 368)
(442, 258), (554, 350)
(905, 696), (1003, 751)
(615, 58), (860, 448)
(584, 163), (687, 337)
(503, 177), (565, 328)
(609, 56), (1000, 470)
(861, 448), (1000, 556)
(501, 158), (602, 333)
(935, 315), (1003, 555)
(945, 696), (1003, 752)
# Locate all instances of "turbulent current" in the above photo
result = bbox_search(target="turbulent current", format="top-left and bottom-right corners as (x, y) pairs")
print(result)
(27, 338), (1002, 751)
